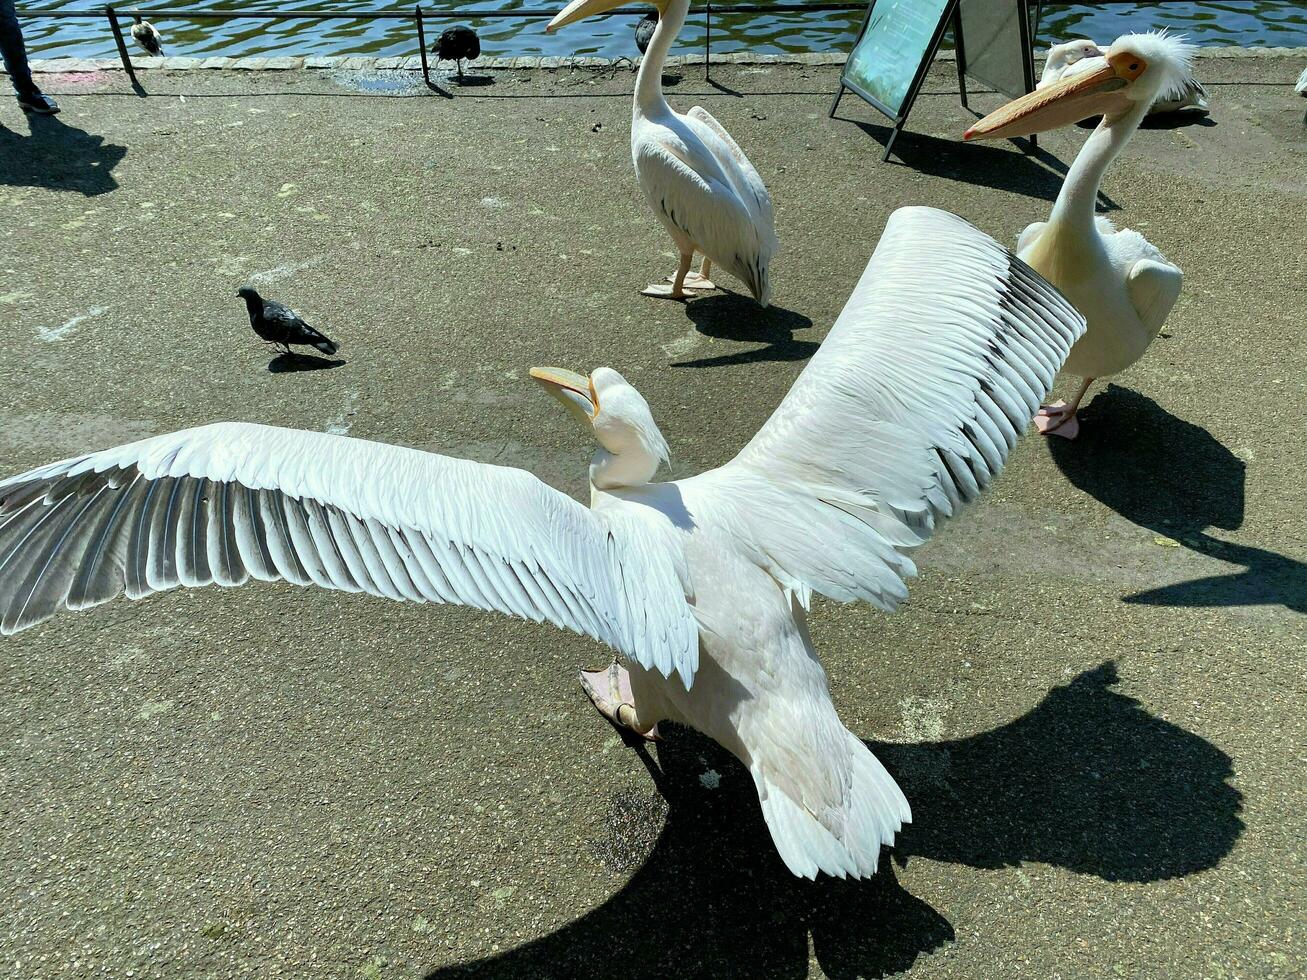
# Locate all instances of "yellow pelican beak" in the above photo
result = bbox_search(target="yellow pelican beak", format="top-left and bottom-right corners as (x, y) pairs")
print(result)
(530, 366), (598, 423)
(548, 0), (629, 33)
(964, 51), (1146, 141)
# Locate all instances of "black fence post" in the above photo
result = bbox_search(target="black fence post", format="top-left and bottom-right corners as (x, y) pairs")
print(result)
(104, 4), (138, 84)
(416, 4), (431, 86)
(705, 2), (712, 82)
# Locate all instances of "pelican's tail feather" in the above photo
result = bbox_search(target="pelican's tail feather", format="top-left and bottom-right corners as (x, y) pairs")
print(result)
(753, 731), (910, 880)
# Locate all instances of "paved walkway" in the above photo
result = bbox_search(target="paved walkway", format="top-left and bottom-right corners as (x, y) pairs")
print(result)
(0, 56), (1304, 979)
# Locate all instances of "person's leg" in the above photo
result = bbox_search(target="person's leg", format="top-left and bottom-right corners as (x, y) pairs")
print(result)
(0, 0), (37, 96)
(0, 0), (57, 112)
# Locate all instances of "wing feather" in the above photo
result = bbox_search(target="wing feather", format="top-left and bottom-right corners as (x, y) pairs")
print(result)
(0, 423), (699, 684)
(680, 207), (1086, 611)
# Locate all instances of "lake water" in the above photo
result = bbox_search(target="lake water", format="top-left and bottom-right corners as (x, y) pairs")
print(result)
(21, 1), (1307, 62)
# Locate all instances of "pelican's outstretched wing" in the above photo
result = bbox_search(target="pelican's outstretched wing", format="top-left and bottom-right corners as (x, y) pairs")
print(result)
(0, 423), (698, 683)
(683, 206), (1086, 611)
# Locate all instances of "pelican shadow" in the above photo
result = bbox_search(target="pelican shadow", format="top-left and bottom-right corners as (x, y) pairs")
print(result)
(675, 294), (817, 368)
(424, 662), (1239, 978)
(842, 117), (1118, 210)
(267, 352), (345, 374)
(0, 114), (126, 196)
(1049, 385), (1305, 612)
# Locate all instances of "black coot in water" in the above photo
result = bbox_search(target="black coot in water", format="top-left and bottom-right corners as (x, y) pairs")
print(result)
(237, 287), (338, 356)
(434, 25), (481, 79)
(635, 13), (658, 55)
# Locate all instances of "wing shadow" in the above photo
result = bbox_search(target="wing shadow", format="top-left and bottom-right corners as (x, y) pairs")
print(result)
(876, 662), (1242, 881)
(1049, 385), (1305, 612)
(424, 662), (1239, 977)
(675, 294), (817, 368)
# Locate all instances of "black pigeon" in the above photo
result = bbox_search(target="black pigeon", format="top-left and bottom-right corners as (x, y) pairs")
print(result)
(634, 13), (658, 55)
(237, 286), (337, 356)
(434, 26), (480, 79)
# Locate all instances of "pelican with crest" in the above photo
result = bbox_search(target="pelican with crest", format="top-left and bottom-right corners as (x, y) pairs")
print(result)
(0, 209), (1083, 878)
(548, 0), (777, 305)
(965, 33), (1193, 439)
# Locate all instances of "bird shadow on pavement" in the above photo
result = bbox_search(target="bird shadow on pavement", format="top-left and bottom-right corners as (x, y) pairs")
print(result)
(0, 113), (126, 196)
(267, 352), (346, 373)
(424, 662), (1240, 979)
(1049, 385), (1306, 613)
(842, 117), (1119, 211)
(675, 294), (817, 368)
(1071, 113), (1215, 131)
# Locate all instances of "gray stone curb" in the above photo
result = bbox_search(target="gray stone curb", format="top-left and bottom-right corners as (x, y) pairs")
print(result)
(22, 45), (1307, 74)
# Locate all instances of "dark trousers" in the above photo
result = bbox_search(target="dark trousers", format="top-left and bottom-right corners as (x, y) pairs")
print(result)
(0, 0), (38, 97)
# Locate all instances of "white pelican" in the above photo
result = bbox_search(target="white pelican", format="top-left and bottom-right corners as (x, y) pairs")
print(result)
(965, 33), (1191, 439)
(0, 208), (1083, 878)
(547, 0), (777, 306)
(1039, 39), (1103, 89)
(1041, 37), (1208, 115)
(1297, 65), (1307, 97)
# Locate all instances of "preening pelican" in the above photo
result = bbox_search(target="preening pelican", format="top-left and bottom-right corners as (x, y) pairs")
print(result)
(1039, 39), (1103, 89)
(130, 15), (164, 57)
(1041, 37), (1207, 115)
(965, 32), (1191, 439)
(0, 209), (1083, 878)
(548, 0), (777, 306)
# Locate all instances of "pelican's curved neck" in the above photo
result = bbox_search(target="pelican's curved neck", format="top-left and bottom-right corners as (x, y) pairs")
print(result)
(589, 447), (659, 491)
(1049, 100), (1149, 232)
(635, 0), (686, 117)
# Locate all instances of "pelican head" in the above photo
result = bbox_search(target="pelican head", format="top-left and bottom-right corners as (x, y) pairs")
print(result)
(1045, 38), (1102, 76)
(548, 0), (663, 33)
(966, 32), (1197, 140)
(530, 366), (669, 489)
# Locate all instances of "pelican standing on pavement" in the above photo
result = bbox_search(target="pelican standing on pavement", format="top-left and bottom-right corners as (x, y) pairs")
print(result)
(548, 0), (777, 305)
(0, 209), (1083, 878)
(965, 33), (1192, 439)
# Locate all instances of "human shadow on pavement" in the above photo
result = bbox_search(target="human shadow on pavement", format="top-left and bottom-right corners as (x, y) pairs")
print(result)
(1049, 385), (1305, 613)
(425, 662), (1240, 979)
(675, 294), (817, 368)
(0, 114), (126, 196)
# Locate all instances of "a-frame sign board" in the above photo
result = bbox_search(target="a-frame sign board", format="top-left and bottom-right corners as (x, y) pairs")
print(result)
(831, 0), (1039, 161)
(830, 0), (961, 161)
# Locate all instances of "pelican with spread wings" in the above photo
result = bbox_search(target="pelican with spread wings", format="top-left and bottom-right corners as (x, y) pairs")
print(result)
(0, 208), (1083, 879)
(548, 0), (777, 305)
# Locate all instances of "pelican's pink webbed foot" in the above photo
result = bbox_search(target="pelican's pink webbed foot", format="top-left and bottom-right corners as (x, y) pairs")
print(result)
(579, 663), (659, 741)
(665, 272), (717, 292)
(1035, 400), (1081, 439)
(641, 282), (688, 300)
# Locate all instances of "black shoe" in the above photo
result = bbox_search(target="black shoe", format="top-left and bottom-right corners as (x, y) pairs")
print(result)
(17, 91), (60, 115)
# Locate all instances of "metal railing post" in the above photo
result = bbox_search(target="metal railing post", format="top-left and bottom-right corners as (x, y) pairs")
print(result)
(704, 2), (711, 82)
(415, 4), (431, 86)
(104, 4), (138, 83)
